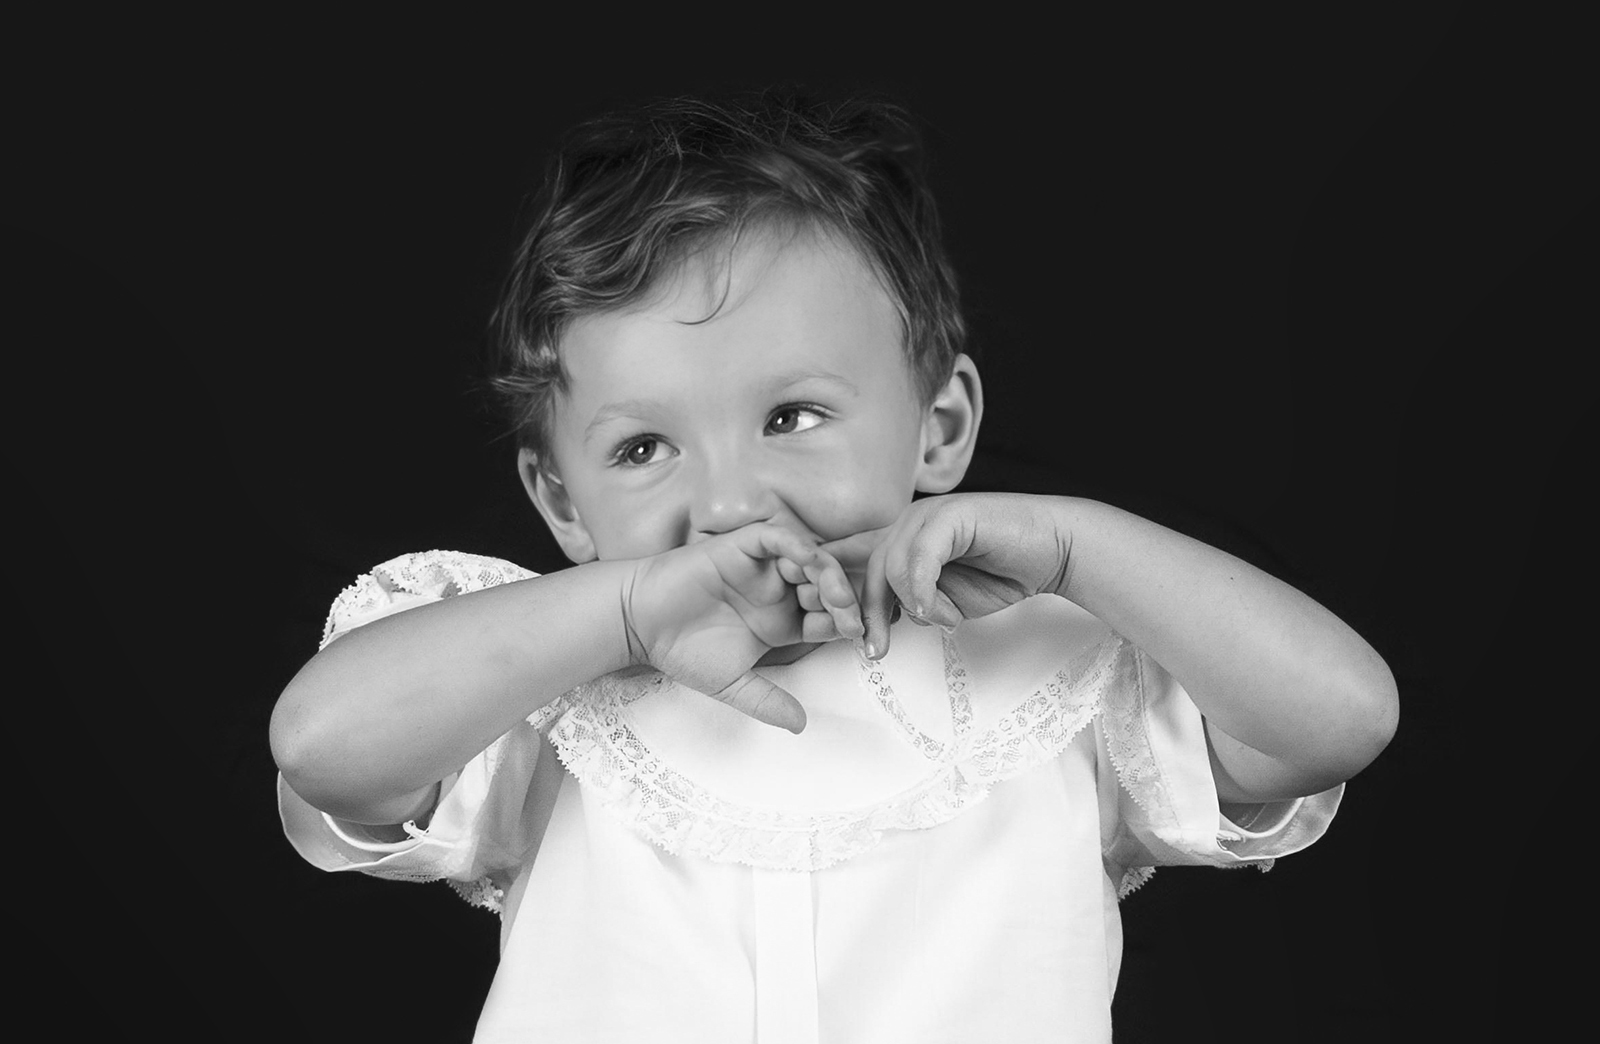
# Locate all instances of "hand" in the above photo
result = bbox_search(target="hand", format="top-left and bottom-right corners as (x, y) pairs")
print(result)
(622, 523), (863, 732)
(821, 493), (1072, 660)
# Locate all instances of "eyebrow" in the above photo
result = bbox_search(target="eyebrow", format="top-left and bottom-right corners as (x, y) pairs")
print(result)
(764, 368), (859, 397)
(581, 369), (860, 443)
(583, 399), (662, 443)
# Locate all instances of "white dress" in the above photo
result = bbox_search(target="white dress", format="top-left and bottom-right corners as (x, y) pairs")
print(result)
(279, 551), (1343, 1043)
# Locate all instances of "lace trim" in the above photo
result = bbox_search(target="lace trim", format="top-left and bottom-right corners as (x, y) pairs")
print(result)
(943, 632), (976, 742)
(447, 876), (505, 914)
(545, 635), (1128, 872)
(320, 549), (537, 649)
(1099, 649), (1281, 900)
(856, 656), (949, 762)
(1117, 866), (1156, 899)
(851, 630), (982, 763)
(1097, 646), (1184, 839)
(527, 693), (574, 733)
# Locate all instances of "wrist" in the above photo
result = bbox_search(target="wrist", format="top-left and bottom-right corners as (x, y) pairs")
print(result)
(1041, 496), (1094, 601)
(544, 558), (651, 677)
(617, 560), (651, 669)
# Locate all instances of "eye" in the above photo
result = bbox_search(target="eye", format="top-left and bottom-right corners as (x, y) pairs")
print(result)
(766, 404), (826, 436)
(613, 436), (672, 467)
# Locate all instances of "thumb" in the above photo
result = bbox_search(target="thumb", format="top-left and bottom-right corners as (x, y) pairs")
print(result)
(707, 671), (807, 734)
(935, 561), (1033, 621)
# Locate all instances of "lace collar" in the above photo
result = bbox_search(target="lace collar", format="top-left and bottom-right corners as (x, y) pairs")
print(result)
(533, 621), (1128, 872)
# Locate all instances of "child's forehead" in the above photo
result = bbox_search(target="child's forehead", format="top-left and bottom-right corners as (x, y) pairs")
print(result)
(636, 222), (888, 322)
(559, 225), (907, 387)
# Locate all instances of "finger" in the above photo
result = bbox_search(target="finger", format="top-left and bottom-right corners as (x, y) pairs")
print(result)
(868, 515), (930, 645)
(860, 538), (893, 660)
(708, 671), (807, 734)
(902, 564), (962, 630)
(807, 554), (859, 610)
(890, 513), (965, 630)
(830, 599), (864, 641)
(803, 549), (863, 640)
(929, 589), (962, 630)
(801, 612), (841, 644)
(796, 582), (823, 613)
(775, 556), (809, 586)
(895, 531), (946, 624)
(935, 561), (1021, 623)
(739, 523), (820, 568)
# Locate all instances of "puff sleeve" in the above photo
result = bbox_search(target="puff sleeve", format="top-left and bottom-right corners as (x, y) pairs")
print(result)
(276, 550), (553, 912)
(1096, 643), (1343, 897)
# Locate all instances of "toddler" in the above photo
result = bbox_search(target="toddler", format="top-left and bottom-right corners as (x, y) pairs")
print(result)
(272, 90), (1397, 1043)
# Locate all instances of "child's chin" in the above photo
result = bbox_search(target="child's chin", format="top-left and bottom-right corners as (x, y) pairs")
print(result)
(756, 642), (824, 667)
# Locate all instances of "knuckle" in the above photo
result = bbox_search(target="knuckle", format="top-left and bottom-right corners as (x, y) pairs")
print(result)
(744, 688), (773, 719)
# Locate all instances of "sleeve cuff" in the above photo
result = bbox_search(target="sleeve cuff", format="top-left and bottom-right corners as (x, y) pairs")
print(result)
(1215, 786), (1343, 861)
(278, 719), (547, 884)
(277, 770), (469, 879)
(319, 773), (461, 852)
(1100, 643), (1344, 870)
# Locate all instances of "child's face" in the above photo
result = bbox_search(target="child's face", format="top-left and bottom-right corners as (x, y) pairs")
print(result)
(530, 227), (971, 563)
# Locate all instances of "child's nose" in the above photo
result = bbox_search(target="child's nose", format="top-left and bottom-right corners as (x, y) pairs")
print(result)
(687, 458), (781, 541)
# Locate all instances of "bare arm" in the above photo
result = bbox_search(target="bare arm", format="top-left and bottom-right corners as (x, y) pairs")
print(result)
(1045, 498), (1397, 802)
(837, 494), (1398, 804)
(270, 559), (638, 826)
(270, 526), (861, 827)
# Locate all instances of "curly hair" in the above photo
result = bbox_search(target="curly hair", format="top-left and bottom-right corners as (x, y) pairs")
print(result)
(488, 88), (967, 461)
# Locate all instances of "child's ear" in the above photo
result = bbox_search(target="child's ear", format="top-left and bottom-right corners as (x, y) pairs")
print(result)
(915, 353), (983, 494)
(518, 448), (598, 564)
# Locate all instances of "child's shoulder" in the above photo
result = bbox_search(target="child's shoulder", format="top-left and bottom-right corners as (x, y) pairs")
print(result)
(321, 549), (538, 647)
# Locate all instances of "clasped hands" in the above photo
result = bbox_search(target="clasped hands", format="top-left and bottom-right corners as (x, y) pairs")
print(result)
(621, 493), (1073, 732)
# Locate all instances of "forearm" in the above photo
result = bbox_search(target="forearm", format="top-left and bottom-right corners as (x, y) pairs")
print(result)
(1049, 498), (1397, 798)
(270, 559), (636, 823)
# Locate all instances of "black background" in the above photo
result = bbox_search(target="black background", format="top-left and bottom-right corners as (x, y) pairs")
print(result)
(5, 6), (1590, 1040)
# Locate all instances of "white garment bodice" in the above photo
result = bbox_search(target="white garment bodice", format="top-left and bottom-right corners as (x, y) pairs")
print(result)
(277, 550), (1344, 1044)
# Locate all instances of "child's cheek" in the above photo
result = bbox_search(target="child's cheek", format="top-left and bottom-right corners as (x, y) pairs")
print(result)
(789, 474), (909, 543)
(591, 499), (693, 560)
